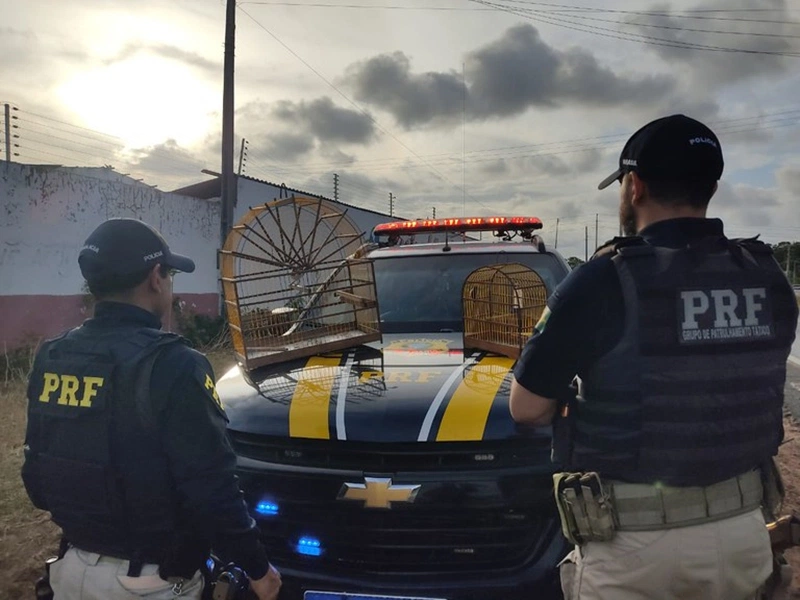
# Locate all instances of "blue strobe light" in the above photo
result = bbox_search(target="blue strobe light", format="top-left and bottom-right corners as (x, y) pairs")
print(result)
(296, 537), (323, 557)
(255, 501), (279, 516)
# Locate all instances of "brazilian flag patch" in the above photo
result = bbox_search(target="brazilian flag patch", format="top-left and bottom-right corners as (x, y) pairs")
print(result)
(534, 307), (552, 334)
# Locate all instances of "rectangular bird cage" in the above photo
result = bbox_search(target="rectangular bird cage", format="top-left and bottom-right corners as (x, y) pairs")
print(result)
(462, 262), (548, 359)
(220, 196), (382, 370)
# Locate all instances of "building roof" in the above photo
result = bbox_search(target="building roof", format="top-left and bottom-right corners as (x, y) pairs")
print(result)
(170, 173), (403, 220)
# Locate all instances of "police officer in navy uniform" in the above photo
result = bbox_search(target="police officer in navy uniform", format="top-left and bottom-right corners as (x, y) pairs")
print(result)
(22, 219), (281, 600)
(509, 115), (798, 599)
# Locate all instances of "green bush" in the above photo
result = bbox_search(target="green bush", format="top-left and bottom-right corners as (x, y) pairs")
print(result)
(172, 297), (228, 349)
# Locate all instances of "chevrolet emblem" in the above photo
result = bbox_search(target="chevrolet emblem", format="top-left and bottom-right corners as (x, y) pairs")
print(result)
(338, 477), (421, 509)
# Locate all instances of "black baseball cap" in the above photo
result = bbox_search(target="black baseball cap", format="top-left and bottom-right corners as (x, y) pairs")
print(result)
(598, 114), (724, 190)
(78, 218), (195, 283)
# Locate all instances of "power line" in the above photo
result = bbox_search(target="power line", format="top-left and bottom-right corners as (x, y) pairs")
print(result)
(237, 4), (493, 211)
(521, 10), (800, 39)
(471, 0), (800, 56)
(271, 116), (799, 176)
(240, 1), (496, 9)
(246, 107), (800, 173)
(241, 1), (800, 25)
(495, 1), (800, 26)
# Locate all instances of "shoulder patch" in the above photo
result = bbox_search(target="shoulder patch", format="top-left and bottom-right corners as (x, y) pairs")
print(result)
(732, 236), (772, 254)
(534, 307), (552, 334)
(590, 236), (646, 260)
(194, 363), (227, 420)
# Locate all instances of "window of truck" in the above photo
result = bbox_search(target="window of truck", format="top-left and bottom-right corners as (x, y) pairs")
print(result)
(373, 252), (566, 333)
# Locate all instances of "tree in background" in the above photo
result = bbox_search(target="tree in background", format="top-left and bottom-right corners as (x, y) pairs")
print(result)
(770, 242), (800, 285)
(566, 257), (585, 270)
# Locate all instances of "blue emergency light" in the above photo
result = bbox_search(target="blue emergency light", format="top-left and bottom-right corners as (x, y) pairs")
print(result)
(296, 537), (323, 556)
(255, 501), (279, 516)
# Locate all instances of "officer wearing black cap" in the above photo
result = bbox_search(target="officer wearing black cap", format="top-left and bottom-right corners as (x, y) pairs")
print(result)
(22, 218), (281, 600)
(509, 115), (798, 599)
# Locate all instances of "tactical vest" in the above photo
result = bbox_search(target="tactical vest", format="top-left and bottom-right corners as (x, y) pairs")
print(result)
(22, 324), (186, 563)
(567, 236), (797, 487)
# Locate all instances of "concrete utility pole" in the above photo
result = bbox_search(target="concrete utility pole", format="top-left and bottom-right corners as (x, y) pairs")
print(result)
(389, 192), (395, 217)
(554, 218), (560, 249)
(220, 0), (237, 247)
(595, 213), (598, 249)
(333, 173), (339, 202)
(585, 226), (588, 262)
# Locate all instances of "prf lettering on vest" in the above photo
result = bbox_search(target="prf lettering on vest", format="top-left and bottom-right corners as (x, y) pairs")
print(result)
(679, 288), (773, 343)
(204, 373), (223, 409)
(38, 373), (105, 407)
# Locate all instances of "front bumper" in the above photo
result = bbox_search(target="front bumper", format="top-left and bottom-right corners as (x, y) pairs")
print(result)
(272, 526), (567, 600)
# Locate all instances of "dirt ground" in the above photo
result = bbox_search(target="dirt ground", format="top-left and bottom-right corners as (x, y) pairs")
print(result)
(2, 351), (800, 599)
(776, 414), (800, 598)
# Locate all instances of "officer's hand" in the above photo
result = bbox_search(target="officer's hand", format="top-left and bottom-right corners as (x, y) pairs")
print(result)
(249, 564), (281, 600)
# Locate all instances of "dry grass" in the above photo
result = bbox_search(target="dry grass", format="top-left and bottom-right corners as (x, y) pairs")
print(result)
(0, 380), (60, 600)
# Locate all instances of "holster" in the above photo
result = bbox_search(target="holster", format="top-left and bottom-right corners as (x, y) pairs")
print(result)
(202, 556), (255, 600)
(762, 457), (785, 520)
(159, 531), (212, 581)
(34, 557), (61, 600)
(553, 471), (617, 546)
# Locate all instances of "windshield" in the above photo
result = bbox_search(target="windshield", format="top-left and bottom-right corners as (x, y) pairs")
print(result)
(373, 251), (567, 334)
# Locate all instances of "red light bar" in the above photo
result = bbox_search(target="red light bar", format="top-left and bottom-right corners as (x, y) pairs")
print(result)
(373, 216), (543, 236)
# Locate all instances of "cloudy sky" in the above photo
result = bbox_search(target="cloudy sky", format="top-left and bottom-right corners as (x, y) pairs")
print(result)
(2, 0), (799, 259)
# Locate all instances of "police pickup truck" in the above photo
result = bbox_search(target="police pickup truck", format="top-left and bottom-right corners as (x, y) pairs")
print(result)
(216, 216), (572, 600)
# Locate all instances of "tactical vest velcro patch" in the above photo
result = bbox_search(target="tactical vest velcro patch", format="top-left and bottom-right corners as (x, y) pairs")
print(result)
(30, 360), (114, 416)
(677, 286), (775, 345)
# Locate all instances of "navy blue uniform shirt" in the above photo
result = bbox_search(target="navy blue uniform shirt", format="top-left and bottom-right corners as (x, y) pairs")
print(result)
(85, 301), (270, 579)
(513, 218), (726, 399)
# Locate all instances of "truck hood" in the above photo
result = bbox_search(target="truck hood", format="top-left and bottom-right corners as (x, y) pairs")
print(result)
(217, 333), (533, 442)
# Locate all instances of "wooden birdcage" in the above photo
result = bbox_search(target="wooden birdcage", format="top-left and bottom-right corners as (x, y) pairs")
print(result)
(462, 263), (548, 359)
(220, 196), (382, 370)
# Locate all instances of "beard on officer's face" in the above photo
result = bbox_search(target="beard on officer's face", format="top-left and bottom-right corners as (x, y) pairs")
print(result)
(619, 181), (637, 237)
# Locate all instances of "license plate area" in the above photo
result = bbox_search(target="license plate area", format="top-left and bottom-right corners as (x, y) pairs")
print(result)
(304, 592), (446, 600)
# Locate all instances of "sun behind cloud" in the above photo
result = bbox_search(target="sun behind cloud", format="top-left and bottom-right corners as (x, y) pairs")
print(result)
(57, 53), (219, 149)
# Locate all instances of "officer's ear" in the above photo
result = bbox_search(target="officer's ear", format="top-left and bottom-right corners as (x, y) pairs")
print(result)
(629, 172), (647, 206)
(146, 263), (166, 294)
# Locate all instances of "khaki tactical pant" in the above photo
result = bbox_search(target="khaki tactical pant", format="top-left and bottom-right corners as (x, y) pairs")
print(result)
(559, 507), (773, 600)
(50, 547), (204, 599)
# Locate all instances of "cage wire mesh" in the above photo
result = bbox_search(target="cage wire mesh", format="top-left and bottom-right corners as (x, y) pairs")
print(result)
(220, 196), (381, 370)
(462, 263), (548, 359)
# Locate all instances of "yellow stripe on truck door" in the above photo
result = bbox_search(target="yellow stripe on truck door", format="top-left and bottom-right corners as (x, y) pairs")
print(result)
(436, 356), (515, 442)
(289, 356), (341, 439)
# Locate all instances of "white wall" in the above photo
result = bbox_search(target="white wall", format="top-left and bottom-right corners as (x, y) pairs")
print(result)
(1, 163), (220, 296)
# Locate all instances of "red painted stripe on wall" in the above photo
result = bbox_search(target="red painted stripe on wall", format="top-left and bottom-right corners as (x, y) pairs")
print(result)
(0, 293), (220, 350)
